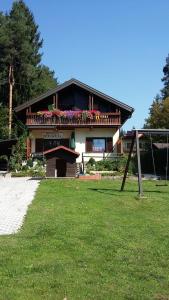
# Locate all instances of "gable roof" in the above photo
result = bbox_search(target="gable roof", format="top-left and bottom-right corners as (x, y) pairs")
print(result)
(43, 145), (80, 157)
(14, 78), (134, 113)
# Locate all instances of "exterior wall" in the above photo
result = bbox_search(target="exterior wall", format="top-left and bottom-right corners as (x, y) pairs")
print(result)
(29, 127), (120, 163)
(30, 129), (72, 153)
(122, 138), (148, 153)
(75, 128), (119, 163)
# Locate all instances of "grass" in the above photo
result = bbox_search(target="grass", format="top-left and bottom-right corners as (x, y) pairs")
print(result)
(0, 179), (169, 299)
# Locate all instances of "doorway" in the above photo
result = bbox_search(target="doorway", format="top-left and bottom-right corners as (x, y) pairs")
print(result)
(55, 159), (66, 177)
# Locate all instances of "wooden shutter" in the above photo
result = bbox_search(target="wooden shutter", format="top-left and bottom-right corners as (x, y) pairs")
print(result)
(86, 138), (93, 152)
(106, 137), (113, 152)
(35, 139), (44, 152)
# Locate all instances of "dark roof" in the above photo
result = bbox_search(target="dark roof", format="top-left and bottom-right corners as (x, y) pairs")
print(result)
(123, 131), (143, 139)
(14, 78), (134, 113)
(153, 143), (169, 150)
(43, 145), (80, 157)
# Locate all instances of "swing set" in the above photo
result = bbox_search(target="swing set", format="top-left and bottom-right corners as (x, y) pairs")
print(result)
(121, 129), (169, 197)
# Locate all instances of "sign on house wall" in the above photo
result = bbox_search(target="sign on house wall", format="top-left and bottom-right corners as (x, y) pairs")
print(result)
(43, 132), (64, 139)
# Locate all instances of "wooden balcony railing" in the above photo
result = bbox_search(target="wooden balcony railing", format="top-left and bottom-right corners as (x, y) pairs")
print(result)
(26, 112), (121, 127)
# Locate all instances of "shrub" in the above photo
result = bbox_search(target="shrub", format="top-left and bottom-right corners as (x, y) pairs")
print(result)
(87, 157), (95, 166)
(86, 156), (135, 175)
(9, 134), (27, 171)
(27, 158), (33, 168)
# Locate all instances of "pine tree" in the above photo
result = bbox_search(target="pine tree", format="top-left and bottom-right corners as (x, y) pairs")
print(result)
(0, 0), (58, 107)
(0, 104), (9, 139)
(0, 0), (58, 138)
(144, 53), (169, 129)
(161, 54), (169, 99)
(144, 95), (162, 128)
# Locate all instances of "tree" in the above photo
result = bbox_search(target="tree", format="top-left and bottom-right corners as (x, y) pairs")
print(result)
(144, 95), (162, 128)
(161, 54), (169, 99)
(144, 53), (169, 129)
(0, 104), (9, 139)
(0, 0), (58, 138)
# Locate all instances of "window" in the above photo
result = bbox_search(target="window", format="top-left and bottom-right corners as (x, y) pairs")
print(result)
(86, 137), (112, 153)
(93, 139), (105, 152)
(35, 139), (69, 152)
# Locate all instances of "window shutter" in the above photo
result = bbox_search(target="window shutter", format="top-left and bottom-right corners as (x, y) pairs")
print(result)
(86, 138), (93, 152)
(106, 137), (113, 152)
(35, 139), (44, 152)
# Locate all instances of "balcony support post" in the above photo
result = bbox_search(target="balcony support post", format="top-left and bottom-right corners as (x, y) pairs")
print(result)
(89, 95), (91, 110)
(55, 93), (58, 109)
(91, 95), (94, 110)
(26, 137), (31, 159)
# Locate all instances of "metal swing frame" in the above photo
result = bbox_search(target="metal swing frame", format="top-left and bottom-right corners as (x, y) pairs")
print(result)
(121, 129), (169, 197)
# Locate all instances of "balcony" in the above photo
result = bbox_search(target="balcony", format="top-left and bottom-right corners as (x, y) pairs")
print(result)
(26, 110), (121, 128)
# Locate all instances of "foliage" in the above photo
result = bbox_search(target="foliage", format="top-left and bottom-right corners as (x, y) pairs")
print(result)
(144, 53), (169, 128)
(87, 157), (96, 166)
(0, 155), (8, 162)
(27, 158), (33, 168)
(0, 0), (58, 138)
(9, 133), (27, 170)
(0, 105), (9, 139)
(1, 180), (169, 299)
(86, 156), (134, 174)
(11, 167), (45, 177)
(161, 54), (169, 98)
(11, 157), (46, 177)
(37, 109), (101, 120)
(144, 95), (169, 128)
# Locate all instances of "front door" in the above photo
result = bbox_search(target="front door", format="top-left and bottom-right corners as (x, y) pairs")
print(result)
(56, 159), (66, 177)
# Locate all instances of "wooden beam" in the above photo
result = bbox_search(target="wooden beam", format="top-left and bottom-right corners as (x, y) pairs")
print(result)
(133, 129), (169, 135)
(91, 95), (94, 110)
(55, 93), (58, 109)
(53, 95), (55, 108)
(136, 130), (143, 197)
(89, 94), (92, 110)
(121, 134), (135, 191)
(26, 138), (31, 159)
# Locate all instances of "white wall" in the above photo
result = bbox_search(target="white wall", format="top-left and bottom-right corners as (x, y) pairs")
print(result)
(29, 128), (120, 163)
(30, 129), (72, 153)
(75, 128), (119, 163)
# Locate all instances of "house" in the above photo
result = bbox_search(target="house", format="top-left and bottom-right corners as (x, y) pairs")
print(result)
(119, 131), (148, 154)
(15, 78), (134, 177)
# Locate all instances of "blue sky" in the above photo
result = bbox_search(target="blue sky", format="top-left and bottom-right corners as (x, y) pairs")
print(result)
(1, 0), (169, 130)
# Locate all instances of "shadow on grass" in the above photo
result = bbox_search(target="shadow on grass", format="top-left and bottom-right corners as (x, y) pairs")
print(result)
(88, 187), (169, 196)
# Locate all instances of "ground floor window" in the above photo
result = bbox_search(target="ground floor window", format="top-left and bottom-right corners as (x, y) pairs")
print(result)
(86, 137), (113, 152)
(93, 139), (106, 152)
(35, 139), (69, 152)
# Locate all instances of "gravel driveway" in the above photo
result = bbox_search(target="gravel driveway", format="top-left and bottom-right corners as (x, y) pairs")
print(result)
(0, 177), (40, 235)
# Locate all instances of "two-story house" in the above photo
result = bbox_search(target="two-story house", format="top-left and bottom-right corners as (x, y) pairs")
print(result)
(15, 78), (134, 177)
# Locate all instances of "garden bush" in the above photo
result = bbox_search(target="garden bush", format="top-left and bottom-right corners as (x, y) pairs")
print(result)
(86, 155), (135, 175)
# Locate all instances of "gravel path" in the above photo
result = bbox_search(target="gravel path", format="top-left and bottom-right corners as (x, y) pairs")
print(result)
(0, 177), (40, 235)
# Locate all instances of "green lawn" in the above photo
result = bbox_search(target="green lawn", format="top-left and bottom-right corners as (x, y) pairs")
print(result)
(1, 180), (169, 300)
